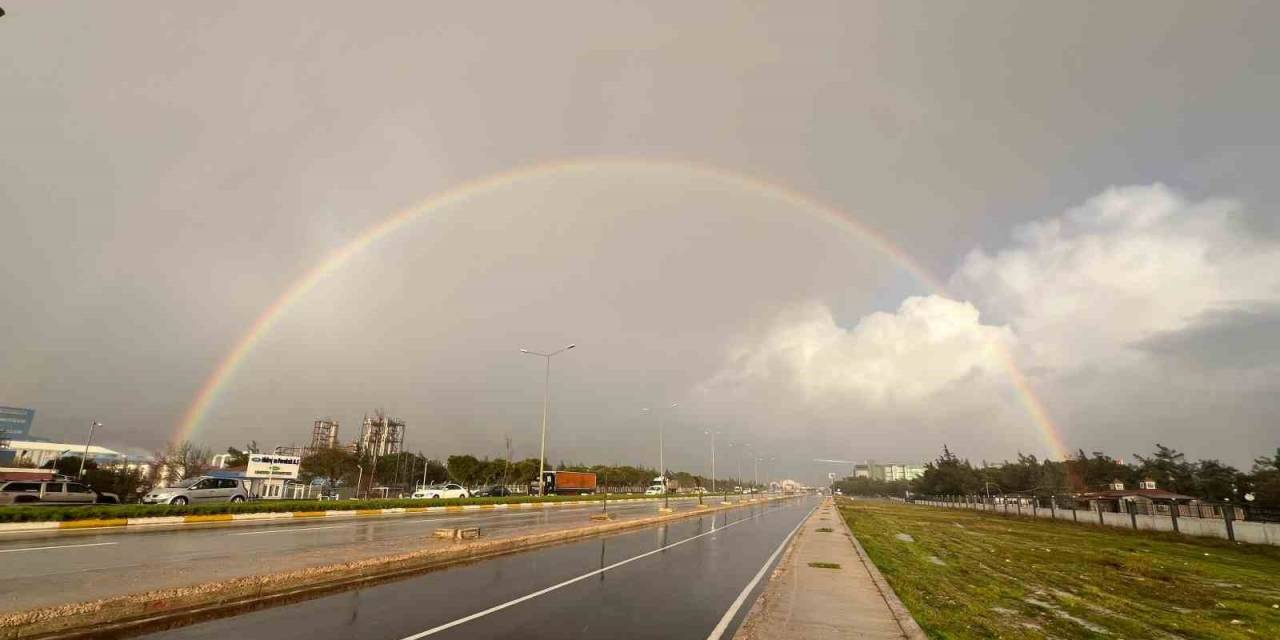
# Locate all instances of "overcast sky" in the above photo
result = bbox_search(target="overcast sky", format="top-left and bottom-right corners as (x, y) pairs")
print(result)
(2, 1), (1277, 483)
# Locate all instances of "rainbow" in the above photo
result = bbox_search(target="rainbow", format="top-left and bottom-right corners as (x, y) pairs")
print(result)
(175, 158), (1070, 459)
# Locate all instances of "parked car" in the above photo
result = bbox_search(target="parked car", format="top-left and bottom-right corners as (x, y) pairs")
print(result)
(0, 480), (120, 505)
(412, 483), (470, 499)
(644, 485), (664, 496)
(472, 485), (512, 497)
(142, 476), (249, 505)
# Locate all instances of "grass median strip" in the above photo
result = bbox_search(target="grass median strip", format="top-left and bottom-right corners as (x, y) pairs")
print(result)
(0, 494), (672, 524)
(838, 498), (1280, 639)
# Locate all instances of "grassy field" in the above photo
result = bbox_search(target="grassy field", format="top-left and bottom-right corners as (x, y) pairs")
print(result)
(839, 499), (1280, 639)
(0, 492), (656, 523)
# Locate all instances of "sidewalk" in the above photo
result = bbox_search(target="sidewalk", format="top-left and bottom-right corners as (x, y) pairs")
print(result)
(734, 498), (925, 639)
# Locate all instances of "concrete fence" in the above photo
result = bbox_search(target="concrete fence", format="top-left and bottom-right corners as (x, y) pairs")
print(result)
(910, 495), (1280, 546)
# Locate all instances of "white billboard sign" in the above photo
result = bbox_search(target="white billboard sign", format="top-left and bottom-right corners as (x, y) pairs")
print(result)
(247, 454), (301, 480)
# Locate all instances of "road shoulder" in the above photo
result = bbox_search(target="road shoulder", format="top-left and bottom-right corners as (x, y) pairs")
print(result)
(733, 498), (926, 640)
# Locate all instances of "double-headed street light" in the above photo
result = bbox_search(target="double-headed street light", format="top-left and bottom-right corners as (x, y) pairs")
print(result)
(521, 344), (575, 496)
(79, 421), (102, 479)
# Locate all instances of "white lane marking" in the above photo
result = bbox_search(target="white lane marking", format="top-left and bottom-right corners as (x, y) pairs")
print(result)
(0, 541), (118, 554)
(398, 499), (800, 639)
(232, 525), (352, 536)
(705, 503), (817, 640)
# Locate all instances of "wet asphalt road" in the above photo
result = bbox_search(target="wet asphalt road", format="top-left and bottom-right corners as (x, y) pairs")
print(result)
(0, 496), (757, 612)
(140, 496), (819, 640)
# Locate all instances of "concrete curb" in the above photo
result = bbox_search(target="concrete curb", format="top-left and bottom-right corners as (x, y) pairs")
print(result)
(838, 501), (928, 640)
(0, 495), (730, 535)
(0, 496), (795, 640)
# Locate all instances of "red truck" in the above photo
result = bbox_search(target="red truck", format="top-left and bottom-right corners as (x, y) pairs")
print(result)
(535, 470), (597, 496)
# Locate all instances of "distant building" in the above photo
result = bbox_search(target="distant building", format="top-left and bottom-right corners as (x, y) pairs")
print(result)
(306, 419), (340, 457)
(0, 406), (35, 440)
(358, 414), (404, 458)
(0, 407), (36, 464)
(3, 439), (121, 468)
(1076, 479), (1196, 514)
(856, 461), (926, 482)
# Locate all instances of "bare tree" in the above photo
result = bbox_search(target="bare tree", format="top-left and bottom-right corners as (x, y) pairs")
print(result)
(150, 440), (213, 486)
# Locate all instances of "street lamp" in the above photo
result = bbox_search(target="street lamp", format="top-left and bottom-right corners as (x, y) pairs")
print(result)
(729, 442), (743, 492)
(79, 421), (102, 479)
(521, 344), (576, 496)
(704, 430), (719, 493)
(642, 403), (678, 510)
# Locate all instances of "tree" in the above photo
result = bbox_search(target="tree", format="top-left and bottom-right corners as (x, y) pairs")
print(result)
(151, 441), (212, 485)
(300, 448), (358, 486)
(1134, 444), (1195, 494)
(912, 445), (982, 495)
(833, 476), (910, 497)
(223, 441), (258, 468)
(1064, 450), (1133, 491)
(446, 454), (481, 486)
(1193, 459), (1243, 502)
(1248, 448), (1280, 509)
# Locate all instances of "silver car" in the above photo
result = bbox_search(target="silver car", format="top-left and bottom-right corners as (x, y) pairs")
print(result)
(143, 476), (248, 505)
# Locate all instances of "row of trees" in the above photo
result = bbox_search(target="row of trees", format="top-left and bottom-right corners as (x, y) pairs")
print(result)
(835, 444), (1280, 509)
(297, 448), (754, 494)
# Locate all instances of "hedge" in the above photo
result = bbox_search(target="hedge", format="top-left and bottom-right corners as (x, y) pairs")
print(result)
(0, 492), (657, 523)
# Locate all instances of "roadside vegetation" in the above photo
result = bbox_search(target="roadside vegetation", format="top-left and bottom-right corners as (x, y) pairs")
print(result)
(835, 445), (1280, 511)
(0, 492), (665, 523)
(839, 498), (1280, 639)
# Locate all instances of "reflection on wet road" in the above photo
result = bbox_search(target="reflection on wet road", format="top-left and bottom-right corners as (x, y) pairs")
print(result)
(141, 496), (818, 640)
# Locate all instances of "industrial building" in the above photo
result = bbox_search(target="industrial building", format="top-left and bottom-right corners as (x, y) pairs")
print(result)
(306, 418), (340, 457)
(357, 413), (404, 458)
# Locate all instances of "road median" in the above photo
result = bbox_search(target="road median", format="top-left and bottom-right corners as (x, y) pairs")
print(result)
(0, 496), (792, 639)
(0, 494), (722, 536)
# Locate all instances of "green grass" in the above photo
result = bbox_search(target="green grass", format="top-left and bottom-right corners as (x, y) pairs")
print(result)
(809, 561), (842, 569)
(816, 527), (834, 532)
(0, 493), (656, 523)
(838, 498), (1280, 639)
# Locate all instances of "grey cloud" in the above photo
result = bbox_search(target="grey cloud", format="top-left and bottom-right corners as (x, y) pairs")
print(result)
(1133, 304), (1280, 370)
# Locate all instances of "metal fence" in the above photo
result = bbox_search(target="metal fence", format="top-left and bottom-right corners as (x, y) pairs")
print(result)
(907, 494), (1280, 546)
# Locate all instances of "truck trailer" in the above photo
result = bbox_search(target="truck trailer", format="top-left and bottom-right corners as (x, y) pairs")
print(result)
(535, 470), (597, 495)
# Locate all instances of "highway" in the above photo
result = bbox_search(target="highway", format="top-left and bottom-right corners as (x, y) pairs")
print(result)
(0, 495), (764, 613)
(140, 496), (820, 640)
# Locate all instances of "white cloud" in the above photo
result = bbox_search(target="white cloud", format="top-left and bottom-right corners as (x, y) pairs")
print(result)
(701, 184), (1280, 462)
(952, 184), (1280, 370)
(702, 296), (1014, 404)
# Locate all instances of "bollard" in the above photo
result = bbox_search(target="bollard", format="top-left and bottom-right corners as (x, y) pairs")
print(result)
(1097, 503), (1105, 526)
(1223, 505), (1236, 542)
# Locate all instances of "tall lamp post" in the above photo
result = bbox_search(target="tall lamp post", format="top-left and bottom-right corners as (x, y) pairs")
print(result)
(521, 344), (575, 496)
(78, 421), (102, 479)
(642, 403), (679, 510)
(704, 430), (719, 493)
